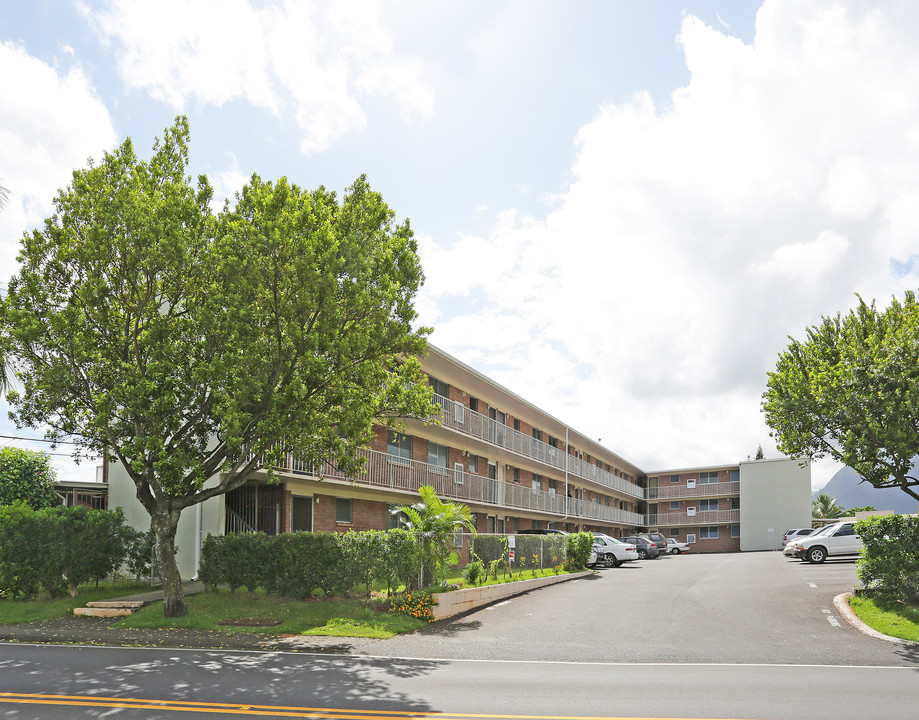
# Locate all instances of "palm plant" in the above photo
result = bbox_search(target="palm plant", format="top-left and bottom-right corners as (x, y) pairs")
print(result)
(395, 485), (476, 589)
(812, 493), (844, 519)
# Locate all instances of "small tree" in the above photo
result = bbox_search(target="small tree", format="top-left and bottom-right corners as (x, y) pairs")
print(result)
(811, 493), (843, 520)
(763, 292), (919, 503)
(395, 485), (475, 588)
(754, 444), (765, 460)
(0, 447), (58, 509)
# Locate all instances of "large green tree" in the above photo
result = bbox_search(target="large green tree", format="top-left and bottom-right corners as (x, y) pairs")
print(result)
(0, 447), (58, 509)
(0, 117), (437, 616)
(763, 292), (919, 504)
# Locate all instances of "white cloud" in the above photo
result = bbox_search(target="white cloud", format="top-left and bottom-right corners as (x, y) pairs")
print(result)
(0, 40), (116, 282)
(85, 0), (434, 153)
(420, 0), (919, 472)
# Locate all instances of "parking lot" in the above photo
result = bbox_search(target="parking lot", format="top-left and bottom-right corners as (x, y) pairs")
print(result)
(367, 551), (919, 667)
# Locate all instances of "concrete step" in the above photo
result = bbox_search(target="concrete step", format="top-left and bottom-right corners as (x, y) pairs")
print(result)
(73, 607), (135, 618)
(85, 600), (145, 609)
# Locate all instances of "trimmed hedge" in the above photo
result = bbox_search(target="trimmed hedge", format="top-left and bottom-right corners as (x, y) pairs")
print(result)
(199, 529), (420, 598)
(0, 503), (144, 600)
(856, 514), (919, 605)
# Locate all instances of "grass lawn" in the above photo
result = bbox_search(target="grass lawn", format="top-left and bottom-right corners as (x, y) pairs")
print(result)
(114, 590), (427, 639)
(443, 566), (578, 588)
(849, 593), (919, 643)
(0, 582), (151, 625)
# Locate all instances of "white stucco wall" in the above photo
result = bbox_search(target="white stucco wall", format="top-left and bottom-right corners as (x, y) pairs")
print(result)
(107, 463), (224, 580)
(739, 457), (811, 551)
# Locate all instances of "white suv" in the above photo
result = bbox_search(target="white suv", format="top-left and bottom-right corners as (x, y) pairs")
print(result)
(789, 521), (863, 563)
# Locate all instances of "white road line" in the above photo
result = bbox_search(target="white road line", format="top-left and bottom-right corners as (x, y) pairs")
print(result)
(485, 601), (511, 610)
(827, 616), (841, 627)
(809, 582), (817, 588)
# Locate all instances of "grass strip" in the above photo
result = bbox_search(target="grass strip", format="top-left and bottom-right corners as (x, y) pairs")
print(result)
(114, 591), (426, 639)
(0, 582), (151, 625)
(849, 594), (919, 643)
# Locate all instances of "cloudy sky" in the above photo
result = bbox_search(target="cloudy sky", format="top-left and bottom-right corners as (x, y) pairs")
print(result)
(2, 0), (918, 493)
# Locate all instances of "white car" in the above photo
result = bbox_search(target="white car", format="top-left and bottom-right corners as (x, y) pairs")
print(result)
(666, 537), (689, 554)
(591, 533), (640, 567)
(789, 521), (863, 563)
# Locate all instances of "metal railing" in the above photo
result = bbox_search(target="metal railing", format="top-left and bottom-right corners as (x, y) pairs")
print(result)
(278, 447), (644, 527)
(431, 393), (645, 500)
(646, 481), (740, 500)
(646, 509), (740, 526)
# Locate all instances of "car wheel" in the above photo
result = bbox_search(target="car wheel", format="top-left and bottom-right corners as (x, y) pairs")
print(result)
(609, 555), (620, 568)
(671, 548), (680, 555)
(807, 546), (827, 564)
(637, 549), (647, 559)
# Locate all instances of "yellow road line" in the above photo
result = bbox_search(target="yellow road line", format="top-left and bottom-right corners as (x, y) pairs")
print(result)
(0, 693), (752, 720)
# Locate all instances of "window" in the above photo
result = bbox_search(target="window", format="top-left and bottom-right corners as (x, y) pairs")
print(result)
(700, 526), (719, 539)
(687, 506), (696, 516)
(687, 533), (696, 543)
(548, 478), (557, 493)
(469, 397), (478, 412)
(700, 499), (719, 512)
(532, 428), (543, 442)
(670, 528), (680, 537)
(730, 497), (740, 510)
(387, 504), (404, 530)
(533, 473), (542, 488)
(387, 431), (412, 461)
(335, 498), (352, 524)
(513, 468), (520, 483)
(670, 501), (680, 510)
(428, 442), (448, 467)
(730, 469), (739, 482)
(548, 436), (558, 448)
(454, 401), (465, 423)
(469, 454), (478, 473)
(699, 471), (719, 484)
(454, 462), (465, 485)
(513, 418), (521, 432)
(670, 474), (680, 483)
(429, 376), (449, 397)
(731, 525), (740, 538)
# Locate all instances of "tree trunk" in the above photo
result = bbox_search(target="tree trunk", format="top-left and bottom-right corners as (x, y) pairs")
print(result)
(152, 512), (187, 618)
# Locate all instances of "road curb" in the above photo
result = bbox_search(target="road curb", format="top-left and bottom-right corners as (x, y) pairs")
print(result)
(833, 592), (919, 647)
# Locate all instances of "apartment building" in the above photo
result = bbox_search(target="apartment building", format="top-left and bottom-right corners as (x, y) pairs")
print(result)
(646, 458), (812, 552)
(107, 345), (810, 577)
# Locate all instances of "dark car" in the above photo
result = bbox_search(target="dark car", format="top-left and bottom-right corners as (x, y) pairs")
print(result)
(623, 535), (660, 559)
(517, 529), (567, 535)
(639, 532), (668, 555)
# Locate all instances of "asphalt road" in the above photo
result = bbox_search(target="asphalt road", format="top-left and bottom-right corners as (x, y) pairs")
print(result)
(360, 549), (917, 666)
(1, 551), (917, 719)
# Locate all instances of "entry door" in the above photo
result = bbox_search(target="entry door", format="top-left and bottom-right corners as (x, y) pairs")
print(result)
(291, 496), (312, 532)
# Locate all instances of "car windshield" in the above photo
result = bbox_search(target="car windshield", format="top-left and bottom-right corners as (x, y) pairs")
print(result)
(810, 524), (837, 538)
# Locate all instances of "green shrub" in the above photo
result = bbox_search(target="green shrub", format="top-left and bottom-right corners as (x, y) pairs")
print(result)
(0, 503), (132, 600)
(565, 532), (594, 570)
(463, 553), (486, 586)
(200, 529), (420, 599)
(471, 535), (506, 565)
(856, 514), (919, 605)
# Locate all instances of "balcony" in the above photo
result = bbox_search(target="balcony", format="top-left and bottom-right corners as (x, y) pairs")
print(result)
(274, 447), (644, 527)
(430, 393), (645, 500)
(646, 481), (739, 500)
(646, 509), (740, 527)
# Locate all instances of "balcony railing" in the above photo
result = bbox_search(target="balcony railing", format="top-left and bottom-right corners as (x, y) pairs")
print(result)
(646, 481), (740, 500)
(430, 393), (645, 500)
(646, 509), (740, 526)
(275, 447), (644, 527)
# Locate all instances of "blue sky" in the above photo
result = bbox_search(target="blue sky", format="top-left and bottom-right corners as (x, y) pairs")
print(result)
(3, 1), (919, 495)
